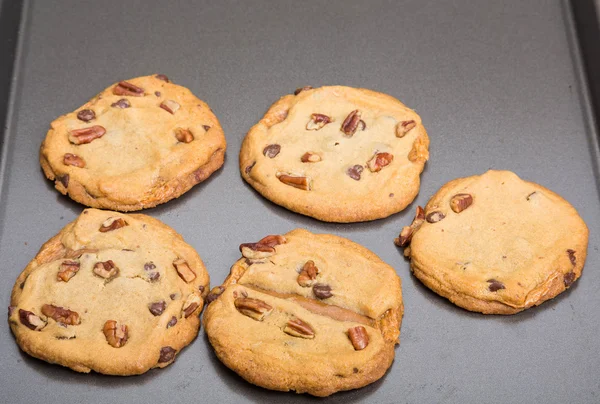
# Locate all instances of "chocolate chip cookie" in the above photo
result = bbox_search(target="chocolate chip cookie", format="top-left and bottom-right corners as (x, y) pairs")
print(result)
(240, 86), (429, 222)
(8, 208), (209, 375)
(396, 170), (589, 315)
(203, 229), (403, 396)
(40, 74), (226, 211)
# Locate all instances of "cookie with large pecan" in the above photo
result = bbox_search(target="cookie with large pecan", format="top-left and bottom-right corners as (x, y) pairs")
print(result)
(203, 229), (403, 396)
(239, 86), (429, 222)
(397, 170), (589, 314)
(40, 74), (226, 211)
(8, 208), (209, 375)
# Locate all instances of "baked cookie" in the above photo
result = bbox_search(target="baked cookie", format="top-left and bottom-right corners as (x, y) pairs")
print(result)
(40, 74), (226, 211)
(240, 86), (429, 222)
(8, 208), (209, 375)
(203, 229), (403, 396)
(396, 170), (588, 315)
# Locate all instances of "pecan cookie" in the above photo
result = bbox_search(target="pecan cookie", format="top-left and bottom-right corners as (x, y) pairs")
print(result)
(40, 74), (226, 211)
(396, 170), (588, 315)
(8, 208), (209, 375)
(203, 229), (403, 396)
(240, 86), (429, 222)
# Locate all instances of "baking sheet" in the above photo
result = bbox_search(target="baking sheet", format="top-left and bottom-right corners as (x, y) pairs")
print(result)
(1, 1), (599, 403)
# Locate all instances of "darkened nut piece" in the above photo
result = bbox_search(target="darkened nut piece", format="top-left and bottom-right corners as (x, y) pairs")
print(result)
(263, 144), (281, 158)
(346, 165), (364, 181)
(297, 260), (319, 287)
(63, 153), (86, 168)
(301, 152), (321, 163)
(256, 234), (287, 248)
(77, 109), (95, 122)
(348, 326), (369, 350)
(148, 301), (166, 316)
(396, 120), (416, 137)
(313, 283), (333, 299)
(277, 173), (311, 190)
(283, 318), (315, 339)
(41, 304), (80, 325)
(19, 309), (46, 331)
(158, 346), (177, 363)
(111, 98), (131, 108)
(206, 286), (225, 304)
(341, 110), (364, 136)
(103, 320), (128, 348)
(93, 260), (119, 279)
(567, 249), (576, 266)
(160, 99), (181, 114)
(234, 297), (273, 321)
(155, 74), (169, 82)
(294, 86), (313, 95)
(173, 258), (196, 283)
(239, 234), (287, 260)
(395, 206), (426, 247)
(203, 125), (211, 131)
(450, 193), (473, 213)
(182, 293), (202, 318)
(69, 125), (106, 145)
(57, 260), (80, 282)
(426, 211), (445, 223)
(99, 217), (128, 232)
(564, 272), (576, 287)
(487, 279), (505, 292)
(167, 316), (177, 328)
(366, 152), (394, 172)
(113, 81), (144, 96)
(174, 128), (194, 143)
(306, 113), (332, 130)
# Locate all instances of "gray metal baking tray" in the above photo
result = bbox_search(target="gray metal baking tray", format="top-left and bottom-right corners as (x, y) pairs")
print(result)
(1, 1), (599, 403)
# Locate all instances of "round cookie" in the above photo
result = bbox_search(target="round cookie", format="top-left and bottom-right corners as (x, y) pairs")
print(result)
(8, 208), (210, 375)
(203, 229), (403, 396)
(396, 170), (589, 315)
(40, 74), (226, 211)
(240, 86), (429, 222)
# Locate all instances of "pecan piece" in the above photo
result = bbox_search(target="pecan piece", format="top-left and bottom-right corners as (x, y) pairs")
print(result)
(487, 279), (505, 292)
(63, 153), (86, 168)
(297, 260), (319, 287)
(148, 301), (166, 316)
(41, 304), (80, 325)
(174, 128), (194, 143)
(396, 120), (416, 138)
(19, 309), (46, 331)
(408, 137), (429, 163)
(257, 234), (287, 248)
(348, 326), (369, 350)
(160, 99), (181, 114)
(567, 249), (576, 266)
(450, 193), (473, 213)
(306, 113), (332, 130)
(394, 206), (425, 247)
(57, 260), (80, 282)
(234, 297), (273, 321)
(426, 211), (445, 223)
(77, 109), (95, 122)
(173, 258), (196, 283)
(294, 86), (313, 95)
(113, 81), (144, 96)
(313, 283), (333, 299)
(367, 152), (394, 172)
(158, 346), (177, 363)
(99, 217), (128, 232)
(111, 98), (131, 109)
(346, 165), (364, 181)
(277, 173), (311, 190)
(182, 293), (202, 318)
(155, 74), (169, 82)
(103, 320), (128, 348)
(341, 110), (365, 136)
(206, 286), (225, 304)
(239, 235), (287, 260)
(263, 144), (281, 158)
(167, 316), (177, 328)
(301, 152), (321, 163)
(283, 318), (315, 339)
(93, 260), (119, 280)
(69, 125), (106, 145)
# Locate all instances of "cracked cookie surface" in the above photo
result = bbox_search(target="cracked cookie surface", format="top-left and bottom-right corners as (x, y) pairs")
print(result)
(203, 229), (403, 396)
(9, 208), (209, 375)
(397, 170), (589, 314)
(40, 74), (226, 211)
(240, 86), (429, 222)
